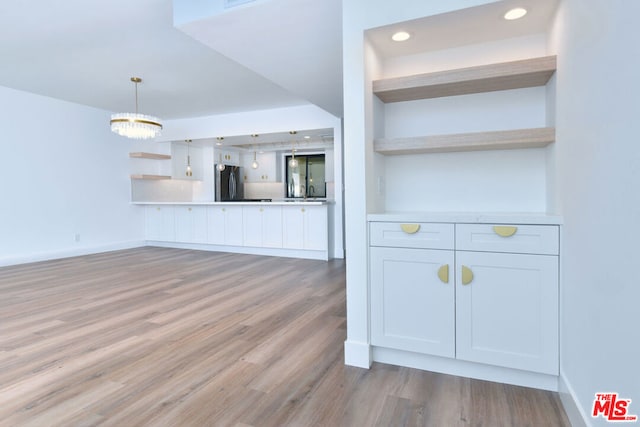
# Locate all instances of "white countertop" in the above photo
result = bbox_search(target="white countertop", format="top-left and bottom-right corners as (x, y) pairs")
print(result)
(132, 200), (331, 206)
(367, 211), (563, 225)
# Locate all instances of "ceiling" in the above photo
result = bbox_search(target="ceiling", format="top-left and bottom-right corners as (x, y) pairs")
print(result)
(366, 0), (559, 58)
(0, 0), (558, 123)
(180, 128), (334, 152)
(0, 0), (330, 120)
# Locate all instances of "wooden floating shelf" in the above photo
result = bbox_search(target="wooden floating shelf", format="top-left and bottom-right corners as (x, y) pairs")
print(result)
(130, 174), (172, 180)
(374, 127), (555, 155)
(373, 56), (557, 103)
(129, 152), (172, 160)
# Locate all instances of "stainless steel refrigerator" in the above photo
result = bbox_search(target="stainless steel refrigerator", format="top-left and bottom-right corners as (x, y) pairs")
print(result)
(215, 165), (244, 201)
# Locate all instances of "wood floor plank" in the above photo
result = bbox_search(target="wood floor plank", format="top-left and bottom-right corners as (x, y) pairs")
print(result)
(0, 247), (571, 426)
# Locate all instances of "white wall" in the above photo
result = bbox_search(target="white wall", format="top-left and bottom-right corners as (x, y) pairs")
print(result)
(549, 1), (640, 425)
(0, 86), (144, 266)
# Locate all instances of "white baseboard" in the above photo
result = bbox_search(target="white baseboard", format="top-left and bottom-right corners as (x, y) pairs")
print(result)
(344, 340), (372, 368)
(373, 346), (559, 391)
(559, 372), (590, 427)
(0, 240), (147, 267)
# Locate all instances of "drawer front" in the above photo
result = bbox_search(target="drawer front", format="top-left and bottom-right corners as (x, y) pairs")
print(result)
(370, 222), (454, 250)
(456, 224), (559, 255)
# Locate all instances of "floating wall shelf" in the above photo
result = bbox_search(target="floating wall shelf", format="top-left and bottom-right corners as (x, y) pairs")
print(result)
(374, 127), (555, 155)
(373, 56), (557, 103)
(130, 174), (172, 180)
(129, 152), (172, 160)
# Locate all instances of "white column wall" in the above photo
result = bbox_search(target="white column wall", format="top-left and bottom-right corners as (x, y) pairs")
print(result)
(549, 1), (640, 425)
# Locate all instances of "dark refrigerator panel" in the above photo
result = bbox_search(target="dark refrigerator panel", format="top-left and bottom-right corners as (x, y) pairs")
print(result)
(215, 165), (244, 201)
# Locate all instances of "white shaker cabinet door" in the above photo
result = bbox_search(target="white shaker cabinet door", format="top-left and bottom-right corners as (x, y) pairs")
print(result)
(145, 205), (175, 242)
(174, 206), (207, 244)
(371, 247), (455, 358)
(303, 206), (328, 251)
(282, 207), (305, 249)
(455, 251), (559, 375)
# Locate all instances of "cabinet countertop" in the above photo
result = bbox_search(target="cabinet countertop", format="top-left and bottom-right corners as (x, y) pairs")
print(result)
(367, 212), (563, 225)
(132, 200), (331, 206)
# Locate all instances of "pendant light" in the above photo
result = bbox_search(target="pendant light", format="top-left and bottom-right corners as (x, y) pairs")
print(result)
(217, 153), (226, 171)
(288, 131), (298, 168)
(250, 134), (259, 169)
(110, 77), (163, 139)
(185, 139), (193, 177)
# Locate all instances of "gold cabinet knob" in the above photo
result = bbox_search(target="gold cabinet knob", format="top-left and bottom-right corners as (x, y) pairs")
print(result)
(301, 208), (305, 212)
(188, 207), (192, 212)
(493, 225), (518, 237)
(259, 208), (263, 212)
(461, 265), (474, 285)
(437, 265), (449, 284)
(400, 224), (420, 234)
(222, 208), (225, 212)
(156, 207), (161, 211)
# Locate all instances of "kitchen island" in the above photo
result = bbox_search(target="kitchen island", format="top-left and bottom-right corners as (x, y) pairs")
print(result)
(133, 200), (333, 260)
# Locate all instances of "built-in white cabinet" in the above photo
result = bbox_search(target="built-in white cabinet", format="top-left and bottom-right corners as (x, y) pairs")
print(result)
(145, 206), (176, 241)
(242, 205), (283, 248)
(174, 206), (208, 244)
(207, 205), (243, 246)
(369, 220), (559, 376)
(371, 246), (455, 357)
(283, 205), (328, 251)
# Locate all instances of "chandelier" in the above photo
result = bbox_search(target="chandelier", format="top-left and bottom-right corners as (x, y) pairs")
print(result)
(110, 77), (163, 139)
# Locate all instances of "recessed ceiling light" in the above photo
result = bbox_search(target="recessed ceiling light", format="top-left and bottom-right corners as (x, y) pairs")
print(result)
(304, 135), (311, 139)
(391, 31), (411, 42)
(504, 7), (527, 20)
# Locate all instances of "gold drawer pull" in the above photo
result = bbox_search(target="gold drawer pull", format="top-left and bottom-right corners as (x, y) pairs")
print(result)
(437, 265), (449, 284)
(493, 226), (517, 237)
(461, 266), (474, 285)
(400, 224), (420, 234)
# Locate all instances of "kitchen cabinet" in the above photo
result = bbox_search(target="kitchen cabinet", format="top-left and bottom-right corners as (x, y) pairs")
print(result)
(242, 205), (283, 248)
(369, 220), (559, 376)
(283, 205), (327, 251)
(370, 246), (455, 357)
(242, 152), (277, 182)
(207, 205), (243, 246)
(174, 206), (208, 244)
(218, 150), (240, 166)
(455, 250), (558, 375)
(145, 205), (176, 241)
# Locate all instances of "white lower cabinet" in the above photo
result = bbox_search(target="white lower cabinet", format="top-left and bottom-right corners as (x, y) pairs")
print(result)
(369, 220), (559, 377)
(371, 247), (455, 357)
(242, 206), (283, 248)
(455, 250), (558, 375)
(174, 206), (208, 244)
(207, 206), (243, 246)
(283, 205), (328, 251)
(145, 206), (176, 241)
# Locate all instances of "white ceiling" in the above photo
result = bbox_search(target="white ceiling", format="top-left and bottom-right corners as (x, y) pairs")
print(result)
(367, 0), (559, 58)
(0, 0), (317, 120)
(0, 0), (558, 122)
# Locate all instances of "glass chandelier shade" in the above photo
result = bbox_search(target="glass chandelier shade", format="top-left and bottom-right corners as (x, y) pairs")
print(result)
(110, 77), (163, 140)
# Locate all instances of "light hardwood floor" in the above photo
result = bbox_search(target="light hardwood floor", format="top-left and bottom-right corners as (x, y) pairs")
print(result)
(0, 247), (570, 426)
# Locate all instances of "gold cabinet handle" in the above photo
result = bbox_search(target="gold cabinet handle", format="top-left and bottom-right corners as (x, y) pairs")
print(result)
(493, 225), (517, 237)
(461, 265), (474, 285)
(437, 264), (449, 284)
(400, 224), (420, 234)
